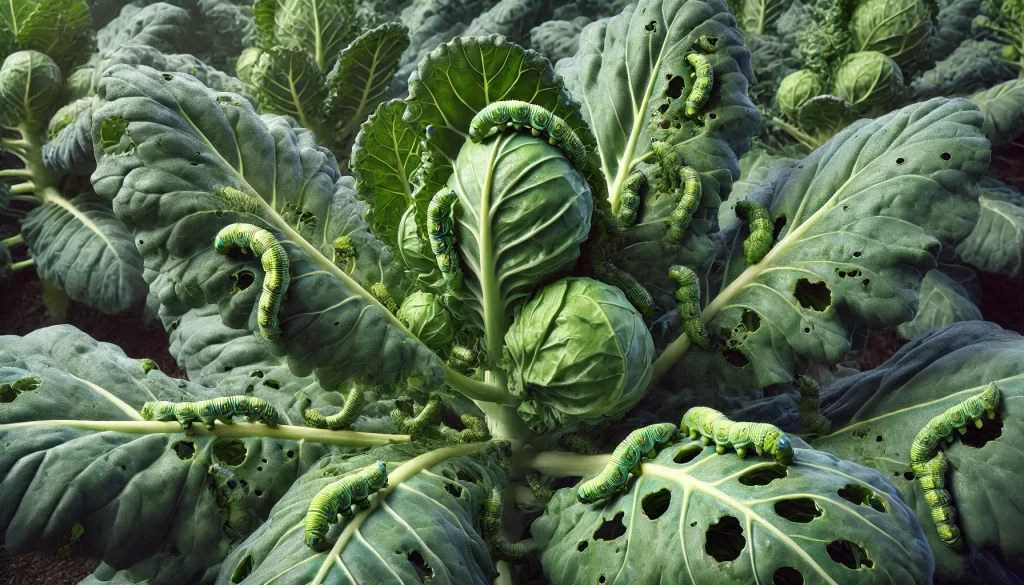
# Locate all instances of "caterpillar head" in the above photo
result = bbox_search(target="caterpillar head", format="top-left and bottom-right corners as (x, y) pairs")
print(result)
(369, 460), (389, 491)
(214, 236), (232, 254)
(143, 401), (177, 421)
(140, 402), (155, 420)
(771, 435), (794, 465)
(304, 531), (325, 549)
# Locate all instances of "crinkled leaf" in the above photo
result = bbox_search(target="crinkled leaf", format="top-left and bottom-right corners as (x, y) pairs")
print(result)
(528, 18), (589, 63)
(796, 94), (860, 140)
(970, 78), (1024, 147)
(911, 40), (1018, 100)
(91, 65), (443, 391)
(14, 0), (92, 71)
(896, 268), (982, 340)
(533, 445), (932, 584)
(0, 325), (337, 580)
(351, 99), (421, 247)
(325, 22), (410, 151)
(95, 2), (192, 55)
(196, 0), (255, 72)
(43, 96), (95, 175)
(740, 0), (791, 35)
(215, 445), (503, 585)
(929, 0), (981, 62)
(813, 321), (1024, 579)
(721, 149), (799, 226)
(958, 176), (1024, 276)
(275, 0), (357, 71)
(679, 98), (989, 390)
(21, 193), (147, 314)
(0, 0), (39, 45)
(251, 47), (327, 132)
(89, 44), (247, 98)
(252, 0), (277, 49)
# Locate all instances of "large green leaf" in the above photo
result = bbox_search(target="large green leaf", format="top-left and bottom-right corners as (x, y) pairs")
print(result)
(896, 268), (982, 340)
(215, 444), (503, 585)
(14, 0), (92, 71)
(94, 2), (192, 55)
(42, 96), (95, 175)
(251, 46), (327, 132)
(90, 65), (444, 392)
(958, 177), (1024, 277)
(20, 193), (147, 314)
(275, 0), (357, 72)
(720, 149), (798, 226)
(88, 44), (247, 98)
(0, 0), (39, 45)
(662, 98), (989, 390)
(970, 78), (1024, 147)
(911, 40), (1018, 101)
(740, 0), (791, 35)
(532, 444), (933, 584)
(813, 321), (1024, 581)
(350, 99), (421, 247)
(0, 325), (372, 581)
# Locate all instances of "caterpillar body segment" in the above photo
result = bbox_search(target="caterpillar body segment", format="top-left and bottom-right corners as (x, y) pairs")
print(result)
(483, 488), (539, 562)
(303, 461), (389, 549)
(694, 35), (718, 53)
(559, 433), (600, 455)
(390, 395), (442, 434)
(685, 53), (714, 117)
(427, 187), (465, 291)
(734, 201), (774, 264)
(795, 374), (832, 434)
(332, 235), (356, 273)
(680, 406), (794, 465)
(215, 223), (290, 340)
(370, 283), (399, 314)
(668, 265), (710, 349)
(593, 262), (655, 316)
(577, 423), (678, 504)
(916, 452), (962, 549)
(525, 472), (553, 503)
(616, 170), (646, 225)
(303, 386), (365, 430)
(141, 396), (281, 430)
(668, 166), (702, 243)
(469, 100), (587, 168)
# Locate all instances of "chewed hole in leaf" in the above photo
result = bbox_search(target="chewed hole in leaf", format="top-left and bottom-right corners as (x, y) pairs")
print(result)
(673, 445), (702, 464)
(774, 498), (822, 523)
(162, 73), (173, 80)
(738, 464), (787, 486)
(645, 20), (657, 32)
(578, 540), (588, 551)
(230, 554), (253, 584)
(407, 550), (434, 582)
(666, 76), (684, 99)
(212, 439), (247, 466)
(599, 576), (606, 583)
(773, 566), (805, 585)
(742, 310), (760, 332)
(100, 117), (134, 156)
(826, 539), (873, 569)
(903, 471), (915, 480)
(794, 279), (831, 311)
(705, 515), (745, 562)
(837, 485), (888, 513)
(263, 379), (280, 390)
(896, 157), (905, 165)
(233, 271), (255, 292)
(641, 489), (672, 520)
(0, 376), (41, 402)
(172, 440), (196, 460)
(593, 512), (627, 541)
(444, 482), (462, 498)
(962, 412), (1003, 448)
(941, 152), (951, 161)
(774, 215), (788, 240)
(723, 349), (749, 367)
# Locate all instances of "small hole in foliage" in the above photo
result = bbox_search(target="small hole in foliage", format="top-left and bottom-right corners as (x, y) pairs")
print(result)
(172, 440), (196, 460)
(838, 484), (888, 513)
(162, 74), (173, 80)
(904, 471), (915, 480)
(658, 103), (670, 113)
(234, 271), (255, 291)
(645, 20), (657, 32)
(803, 327), (811, 334)
(705, 516), (745, 561)
(862, 279), (870, 287)
(578, 541), (589, 552)
(641, 489), (672, 520)
(962, 412), (1003, 448)
(263, 379), (280, 390)
(738, 465), (788, 486)
(773, 567), (804, 585)
(286, 450), (295, 459)
(0, 377), (40, 402)
(599, 576), (606, 584)
(742, 310), (760, 332)
(896, 157), (905, 165)
(138, 240), (144, 246)
(230, 554), (253, 583)
(407, 550), (434, 582)
(674, 446), (702, 464)
(723, 349), (749, 367)
(853, 251), (862, 257)
(708, 113), (717, 119)
(444, 483), (463, 498)
(941, 152), (951, 161)
(660, 119), (671, 129)
(119, 465), (126, 471)
(593, 512), (627, 541)
(256, 466), (263, 471)
(212, 439), (247, 466)
(826, 539), (873, 569)
(774, 498), (822, 523)
(876, 435), (883, 442)
(254, 489), (263, 496)
(842, 205), (849, 211)
(794, 279), (831, 311)
(666, 76), (685, 99)
(773, 215), (788, 240)
(261, 458), (267, 463)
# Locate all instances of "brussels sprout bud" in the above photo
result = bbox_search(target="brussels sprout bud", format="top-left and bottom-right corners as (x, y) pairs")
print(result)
(850, 0), (932, 68)
(777, 70), (827, 119)
(65, 67), (94, 101)
(236, 47), (263, 88)
(0, 51), (63, 128)
(832, 52), (904, 116)
(47, 98), (91, 141)
(397, 291), (455, 349)
(1002, 45), (1020, 61)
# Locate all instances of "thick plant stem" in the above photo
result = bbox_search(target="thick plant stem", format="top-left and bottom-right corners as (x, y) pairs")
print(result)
(11, 182), (34, 194)
(446, 368), (515, 404)
(11, 258), (35, 272)
(0, 419), (411, 446)
(523, 451), (610, 477)
(2, 234), (23, 248)
(770, 116), (820, 151)
(473, 399), (534, 446)
(0, 169), (32, 179)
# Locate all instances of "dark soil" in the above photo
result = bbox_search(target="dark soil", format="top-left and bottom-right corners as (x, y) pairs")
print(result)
(0, 548), (100, 585)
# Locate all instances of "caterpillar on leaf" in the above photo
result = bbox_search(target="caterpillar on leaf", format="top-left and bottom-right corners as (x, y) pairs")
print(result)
(668, 265), (710, 349)
(577, 423), (678, 504)
(525, 472), (553, 503)
(795, 374), (832, 434)
(909, 382), (1000, 550)
(616, 170), (646, 226)
(734, 201), (774, 264)
(332, 235), (356, 273)
(390, 395), (441, 434)
(680, 406), (794, 465)
(694, 35), (718, 53)
(427, 187), (465, 291)
(594, 262), (655, 316)
(141, 396), (281, 430)
(483, 488), (539, 562)
(370, 283), (399, 314)
(215, 223), (290, 341)
(440, 414), (491, 444)
(468, 100), (587, 168)
(667, 166), (701, 243)
(685, 53), (714, 117)
(303, 386), (365, 430)
(303, 461), (389, 549)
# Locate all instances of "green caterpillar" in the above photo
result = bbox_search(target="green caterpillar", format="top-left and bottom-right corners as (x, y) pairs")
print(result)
(668, 265), (710, 349)
(616, 170), (646, 226)
(303, 386), (365, 430)
(577, 423), (678, 504)
(668, 166), (702, 243)
(594, 262), (655, 316)
(483, 488), (539, 562)
(597, 207), (626, 240)
(439, 414), (491, 444)
(370, 283), (399, 314)
(525, 472), (553, 503)
(141, 396), (281, 430)
(215, 223), (290, 341)
(795, 374), (832, 434)
(332, 235), (356, 273)
(734, 201), (774, 264)
(469, 100), (587, 168)
(559, 433), (599, 455)
(909, 383), (1000, 550)
(685, 53), (714, 117)
(56, 523), (85, 556)
(694, 35), (718, 53)
(304, 461), (389, 549)
(427, 187), (465, 291)
(446, 345), (477, 373)
(680, 406), (794, 465)
(390, 395), (441, 433)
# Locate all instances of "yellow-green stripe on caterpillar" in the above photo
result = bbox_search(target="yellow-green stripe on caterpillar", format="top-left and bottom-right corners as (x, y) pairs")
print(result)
(215, 223), (290, 341)
(370, 283), (399, 314)
(332, 235), (356, 273)
(446, 345), (477, 373)
(795, 374), (832, 434)
(577, 423), (678, 504)
(909, 382), (1000, 550)
(439, 414), (491, 444)
(694, 35), (718, 53)
(427, 187), (464, 291)
(734, 201), (774, 264)
(303, 461), (389, 549)
(685, 53), (714, 117)
(594, 262), (655, 316)
(303, 386), (365, 430)
(525, 472), (553, 503)
(617, 170), (646, 225)
(390, 395), (441, 433)
(469, 100), (587, 169)
(668, 265), (710, 349)
(141, 396), (281, 430)
(483, 488), (539, 562)
(668, 166), (702, 243)
(680, 406), (794, 465)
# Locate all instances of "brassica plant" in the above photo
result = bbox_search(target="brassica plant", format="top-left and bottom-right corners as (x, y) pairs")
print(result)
(2, 0), (1024, 584)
